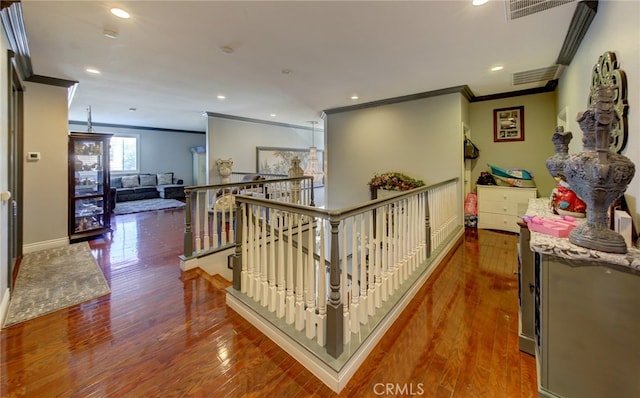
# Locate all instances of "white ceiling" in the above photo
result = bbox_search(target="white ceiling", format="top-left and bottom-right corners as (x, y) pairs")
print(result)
(20, 0), (579, 132)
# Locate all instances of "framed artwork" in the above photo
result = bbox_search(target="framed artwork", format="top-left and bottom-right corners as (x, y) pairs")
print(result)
(256, 146), (324, 184)
(493, 106), (525, 142)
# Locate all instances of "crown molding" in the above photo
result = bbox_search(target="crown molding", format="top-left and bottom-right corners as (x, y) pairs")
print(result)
(204, 112), (319, 131)
(0, 2), (32, 81)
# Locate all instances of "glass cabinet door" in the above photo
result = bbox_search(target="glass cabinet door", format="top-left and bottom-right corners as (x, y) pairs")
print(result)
(69, 132), (112, 241)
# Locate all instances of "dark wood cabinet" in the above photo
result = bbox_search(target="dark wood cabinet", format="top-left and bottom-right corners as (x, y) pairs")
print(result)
(68, 132), (113, 241)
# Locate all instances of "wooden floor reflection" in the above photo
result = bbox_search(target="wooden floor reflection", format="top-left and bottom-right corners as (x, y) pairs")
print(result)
(1, 209), (537, 397)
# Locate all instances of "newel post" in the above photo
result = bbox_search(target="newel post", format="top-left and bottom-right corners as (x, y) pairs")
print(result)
(424, 192), (431, 258)
(232, 203), (244, 291)
(326, 219), (344, 358)
(183, 188), (193, 257)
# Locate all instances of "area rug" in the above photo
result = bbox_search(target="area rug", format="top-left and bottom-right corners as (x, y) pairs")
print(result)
(113, 198), (186, 215)
(3, 242), (111, 327)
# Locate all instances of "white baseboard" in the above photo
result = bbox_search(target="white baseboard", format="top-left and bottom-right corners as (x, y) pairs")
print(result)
(181, 248), (234, 281)
(1, 287), (10, 328)
(23, 237), (69, 254)
(198, 248), (234, 281)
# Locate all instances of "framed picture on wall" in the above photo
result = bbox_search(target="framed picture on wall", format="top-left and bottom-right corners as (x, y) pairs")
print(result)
(493, 106), (524, 142)
(256, 146), (324, 185)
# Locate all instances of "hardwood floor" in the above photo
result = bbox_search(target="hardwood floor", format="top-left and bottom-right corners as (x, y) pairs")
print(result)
(1, 209), (537, 397)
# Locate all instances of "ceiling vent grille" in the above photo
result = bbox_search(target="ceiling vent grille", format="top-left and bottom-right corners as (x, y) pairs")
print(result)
(512, 65), (560, 85)
(506, 0), (575, 20)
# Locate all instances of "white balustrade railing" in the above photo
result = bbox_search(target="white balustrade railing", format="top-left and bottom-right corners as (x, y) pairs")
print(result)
(231, 178), (460, 358)
(183, 176), (314, 258)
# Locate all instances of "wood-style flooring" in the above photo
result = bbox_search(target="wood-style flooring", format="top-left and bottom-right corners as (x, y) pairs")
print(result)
(1, 209), (537, 397)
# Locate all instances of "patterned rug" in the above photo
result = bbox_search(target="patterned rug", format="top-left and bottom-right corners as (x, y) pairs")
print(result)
(113, 198), (186, 215)
(3, 242), (111, 327)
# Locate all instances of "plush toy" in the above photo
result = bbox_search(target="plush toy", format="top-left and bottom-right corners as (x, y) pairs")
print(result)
(550, 179), (586, 217)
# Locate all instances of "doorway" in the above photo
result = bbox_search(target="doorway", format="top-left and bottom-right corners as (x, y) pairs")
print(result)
(7, 51), (24, 289)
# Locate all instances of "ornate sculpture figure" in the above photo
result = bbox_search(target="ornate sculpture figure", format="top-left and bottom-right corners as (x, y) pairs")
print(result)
(546, 126), (586, 216)
(216, 158), (233, 184)
(288, 156), (304, 204)
(563, 85), (635, 253)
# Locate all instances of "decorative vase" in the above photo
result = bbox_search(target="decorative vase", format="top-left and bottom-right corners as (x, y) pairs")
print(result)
(216, 158), (233, 184)
(545, 127), (586, 217)
(563, 85), (635, 253)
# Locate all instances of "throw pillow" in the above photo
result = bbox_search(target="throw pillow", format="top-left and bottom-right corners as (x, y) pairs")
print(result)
(121, 175), (140, 188)
(157, 172), (173, 185)
(110, 177), (122, 189)
(139, 174), (157, 186)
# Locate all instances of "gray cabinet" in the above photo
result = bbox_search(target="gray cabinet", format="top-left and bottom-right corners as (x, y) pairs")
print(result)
(517, 221), (535, 355)
(535, 253), (640, 398)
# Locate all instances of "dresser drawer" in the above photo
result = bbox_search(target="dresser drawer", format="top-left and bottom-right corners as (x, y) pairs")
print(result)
(477, 213), (522, 233)
(477, 185), (537, 203)
(478, 199), (519, 214)
(477, 185), (537, 233)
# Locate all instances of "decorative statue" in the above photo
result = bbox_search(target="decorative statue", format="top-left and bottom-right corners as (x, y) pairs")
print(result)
(288, 156), (304, 203)
(545, 126), (586, 217)
(216, 158), (233, 184)
(563, 85), (635, 253)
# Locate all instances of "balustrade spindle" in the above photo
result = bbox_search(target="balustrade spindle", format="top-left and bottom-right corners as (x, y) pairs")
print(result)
(305, 215), (316, 339)
(195, 192), (202, 252)
(203, 191), (211, 251)
(247, 204), (256, 298)
(350, 217), (360, 334)
(367, 211), (376, 316)
(268, 209), (277, 312)
(358, 214), (368, 324)
(233, 204), (243, 291)
(285, 214), (294, 324)
(317, 220), (327, 347)
(240, 204), (248, 293)
(341, 221), (350, 344)
(260, 206), (269, 306)
(276, 211), (285, 318)
(295, 215), (305, 331)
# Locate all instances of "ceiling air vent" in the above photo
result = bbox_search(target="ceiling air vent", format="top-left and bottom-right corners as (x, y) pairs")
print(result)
(512, 65), (560, 85)
(506, 0), (575, 20)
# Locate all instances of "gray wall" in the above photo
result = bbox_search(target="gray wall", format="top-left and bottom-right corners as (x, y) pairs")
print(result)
(24, 83), (69, 250)
(69, 122), (205, 186)
(469, 91), (558, 198)
(556, 0), (640, 233)
(325, 93), (465, 209)
(206, 116), (321, 182)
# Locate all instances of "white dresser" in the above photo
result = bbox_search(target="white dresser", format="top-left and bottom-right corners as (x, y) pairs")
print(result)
(477, 185), (537, 233)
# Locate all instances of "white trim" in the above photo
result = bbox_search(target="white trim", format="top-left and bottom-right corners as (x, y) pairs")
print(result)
(0, 287), (10, 328)
(23, 237), (69, 254)
(226, 228), (463, 393)
(179, 255), (198, 271)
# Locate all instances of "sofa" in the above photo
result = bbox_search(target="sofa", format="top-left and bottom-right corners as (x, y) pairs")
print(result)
(111, 172), (185, 202)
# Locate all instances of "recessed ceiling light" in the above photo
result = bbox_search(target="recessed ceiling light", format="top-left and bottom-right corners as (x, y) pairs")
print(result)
(220, 46), (234, 54)
(472, 0), (489, 6)
(281, 69), (292, 75)
(217, 95), (226, 100)
(85, 68), (101, 74)
(110, 8), (130, 19)
(491, 65), (504, 72)
(270, 113), (277, 117)
(351, 95), (359, 100)
(103, 28), (119, 39)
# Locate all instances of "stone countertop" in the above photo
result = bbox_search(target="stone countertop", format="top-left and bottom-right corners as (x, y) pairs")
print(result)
(526, 198), (640, 272)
